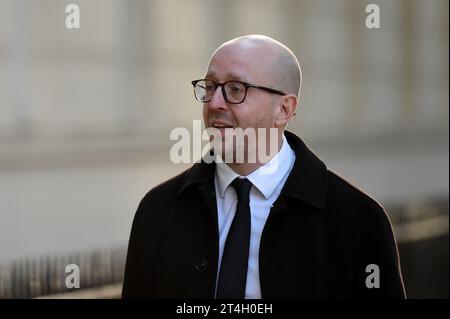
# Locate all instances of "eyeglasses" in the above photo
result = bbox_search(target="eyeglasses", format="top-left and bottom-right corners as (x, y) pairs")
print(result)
(191, 79), (286, 104)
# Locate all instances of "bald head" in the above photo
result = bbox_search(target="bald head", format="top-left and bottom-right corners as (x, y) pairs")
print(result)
(208, 35), (302, 97)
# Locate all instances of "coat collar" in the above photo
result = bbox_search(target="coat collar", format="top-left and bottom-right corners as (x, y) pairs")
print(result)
(281, 130), (328, 211)
(178, 130), (328, 211)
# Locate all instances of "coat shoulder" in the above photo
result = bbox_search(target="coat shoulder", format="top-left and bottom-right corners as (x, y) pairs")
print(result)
(139, 166), (192, 210)
(326, 169), (390, 224)
(130, 160), (215, 235)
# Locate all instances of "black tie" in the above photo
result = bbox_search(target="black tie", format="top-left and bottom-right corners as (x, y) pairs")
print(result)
(216, 177), (253, 299)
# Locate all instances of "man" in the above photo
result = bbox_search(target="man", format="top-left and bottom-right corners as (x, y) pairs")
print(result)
(122, 35), (405, 298)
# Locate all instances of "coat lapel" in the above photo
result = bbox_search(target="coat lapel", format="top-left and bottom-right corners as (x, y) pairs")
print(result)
(177, 160), (220, 297)
(258, 131), (329, 298)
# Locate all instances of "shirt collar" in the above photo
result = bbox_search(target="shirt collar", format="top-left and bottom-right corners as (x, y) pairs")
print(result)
(215, 134), (295, 200)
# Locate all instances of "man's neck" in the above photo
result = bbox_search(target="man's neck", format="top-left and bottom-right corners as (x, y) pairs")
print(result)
(226, 134), (284, 176)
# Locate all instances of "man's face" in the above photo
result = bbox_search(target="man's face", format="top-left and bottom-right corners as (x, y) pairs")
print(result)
(203, 44), (279, 136)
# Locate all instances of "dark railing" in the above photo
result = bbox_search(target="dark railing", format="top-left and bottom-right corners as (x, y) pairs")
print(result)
(0, 246), (126, 299)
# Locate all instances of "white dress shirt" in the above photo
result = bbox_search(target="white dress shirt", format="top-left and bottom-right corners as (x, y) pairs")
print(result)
(214, 134), (296, 299)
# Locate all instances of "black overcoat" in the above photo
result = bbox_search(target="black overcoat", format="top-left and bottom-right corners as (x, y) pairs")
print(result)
(122, 131), (405, 298)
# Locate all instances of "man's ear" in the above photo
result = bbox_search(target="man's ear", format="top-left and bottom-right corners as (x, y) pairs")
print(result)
(275, 94), (298, 127)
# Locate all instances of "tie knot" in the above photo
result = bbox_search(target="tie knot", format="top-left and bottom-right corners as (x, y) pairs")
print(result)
(231, 178), (252, 203)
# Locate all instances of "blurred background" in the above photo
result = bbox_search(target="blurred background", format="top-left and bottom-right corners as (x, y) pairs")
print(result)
(0, 0), (448, 298)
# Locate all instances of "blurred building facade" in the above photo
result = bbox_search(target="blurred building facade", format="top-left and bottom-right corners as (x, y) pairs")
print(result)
(0, 0), (448, 297)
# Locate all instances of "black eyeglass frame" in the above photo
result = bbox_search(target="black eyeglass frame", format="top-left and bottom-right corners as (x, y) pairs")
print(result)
(191, 79), (287, 104)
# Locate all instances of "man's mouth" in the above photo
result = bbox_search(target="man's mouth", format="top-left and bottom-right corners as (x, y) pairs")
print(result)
(210, 121), (235, 130)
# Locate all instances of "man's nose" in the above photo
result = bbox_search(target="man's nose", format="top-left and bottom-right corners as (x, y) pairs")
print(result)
(208, 86), (228, 110)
